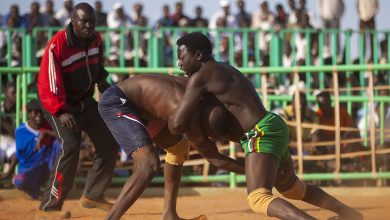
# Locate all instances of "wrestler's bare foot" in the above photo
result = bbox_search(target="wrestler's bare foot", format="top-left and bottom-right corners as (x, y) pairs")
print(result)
(162, 212), (207, 220)
(189, 215), (208, 220)
(338, 208), (363, 220)
(161, 211), (182, 220)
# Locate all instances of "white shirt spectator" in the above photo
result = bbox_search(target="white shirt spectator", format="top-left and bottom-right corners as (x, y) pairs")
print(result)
(357, 0), (379, 21)
(107, 3), (134, 57)
(295, 33), (307, 62)
(251, 2), (274, 54)
(209, 0), (235, 30)
(318, 0), (344, 20)
(0, 134), (16, 166)
(357, 104), (390, 143)
(55, 7), (71, 26)
(107, 3), (133, 29)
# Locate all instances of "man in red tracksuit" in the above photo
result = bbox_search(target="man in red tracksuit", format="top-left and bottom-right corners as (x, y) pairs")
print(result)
(37, 3), (118, 218)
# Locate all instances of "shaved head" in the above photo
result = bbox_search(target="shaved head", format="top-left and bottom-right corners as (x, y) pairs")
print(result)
(71, 2), (96, 40)
(71, 2), (95, 19)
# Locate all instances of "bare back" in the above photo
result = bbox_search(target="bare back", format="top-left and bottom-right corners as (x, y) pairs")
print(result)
(116, 74), (243, 142)
(196, 61), (267, 132)
(117, 74), (186, 120)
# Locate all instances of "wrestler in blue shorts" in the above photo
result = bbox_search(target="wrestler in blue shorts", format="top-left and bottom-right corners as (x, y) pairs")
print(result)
(98, 85), (153, 156)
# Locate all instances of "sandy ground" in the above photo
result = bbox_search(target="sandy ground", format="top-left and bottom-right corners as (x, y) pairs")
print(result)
(0, 187), (390, 220)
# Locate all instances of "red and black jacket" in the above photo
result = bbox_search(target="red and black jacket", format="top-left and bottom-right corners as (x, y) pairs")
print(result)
(38, 23), (109, 116)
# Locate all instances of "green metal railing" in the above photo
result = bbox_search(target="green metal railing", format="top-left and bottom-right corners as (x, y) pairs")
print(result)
(1, 27), (390, 186)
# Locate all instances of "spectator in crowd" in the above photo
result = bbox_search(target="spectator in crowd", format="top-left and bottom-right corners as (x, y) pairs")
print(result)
(274, 4), (288, 31)
(94, 1), (107, 27)
(318, 0), (344, 58)
(107, 2), (133, 60)
(156, 4), (174, 28)
(251, 0), (274, 60)
(107, 2), (133, 28)
(218, 34), (230, 63)
(155, 5), (174, 66)
(279, 92), (319, 155)
(128, 3), (149, 65)
(295, 13), (316, 63)
(379, 37), (388, 64)
(24, 1), (49, 87)
(13, 100), (58, 199)
(2, 4), (24, 28)
(316, 91), (355, 140)
(235, 0), (251, 28)
(0, 83), (16, 137)
(233, 0), (252, 54)
(107, 54), (127, 83)
(0, 8), (23, 68)
(357, 85), (390, 144)
(55, 0), (73, 26)
(315, 91), (360, 169)
(171, 1), (190, 27)
(131, 3), (148, 27)
(285, 0), (299, 43)
(191, 6), (208, 27)
(0, 126), (16, 182)
(24, 2), (48, 33)
(0, 26), (6, 66)
(36, 3), (119, 218)
(177, 16), (191, 37)
(6, 16), (22, 68)
(42, 0), (61, 27)
(287, 0), (299, 28)
(209, 0), (235, 31)
(283, 41), (293, 67)
(357, 0), (379, 62)
(297, 0), (317, 27)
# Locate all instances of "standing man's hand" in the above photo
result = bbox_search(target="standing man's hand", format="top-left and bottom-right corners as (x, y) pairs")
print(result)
(59, 113), (79, 131)
(98, 79), (110, 93)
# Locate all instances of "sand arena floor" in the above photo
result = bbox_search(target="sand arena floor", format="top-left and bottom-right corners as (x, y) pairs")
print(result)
(0, 187), (390, 220)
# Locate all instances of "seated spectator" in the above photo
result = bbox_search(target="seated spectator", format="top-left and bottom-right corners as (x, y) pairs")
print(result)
(279, 92), (318, 155)
(0, 127), (16, 182)
(315, 91), (363, 173)
(1, 82), (16, 137)
(357, 86), (390, 144)
(316, 91), (356, 144)
(13, 100), (58, 199)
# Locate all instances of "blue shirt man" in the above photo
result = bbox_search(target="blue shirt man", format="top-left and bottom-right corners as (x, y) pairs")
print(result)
(13, 100), (58, 199)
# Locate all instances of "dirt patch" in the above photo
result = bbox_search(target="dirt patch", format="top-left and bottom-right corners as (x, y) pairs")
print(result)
(0, 187), (389, 220)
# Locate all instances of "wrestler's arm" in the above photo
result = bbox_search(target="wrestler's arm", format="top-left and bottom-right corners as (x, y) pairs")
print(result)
(168, 75), (207, 134)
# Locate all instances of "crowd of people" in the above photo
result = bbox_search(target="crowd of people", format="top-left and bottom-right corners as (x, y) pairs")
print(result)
(0, 0), (385, 219)
(0, 0), (389, 214)
(0, 0), (384, 71)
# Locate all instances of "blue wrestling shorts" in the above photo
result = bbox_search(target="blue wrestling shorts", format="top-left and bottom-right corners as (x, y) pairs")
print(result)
(98, 85), (153, 156)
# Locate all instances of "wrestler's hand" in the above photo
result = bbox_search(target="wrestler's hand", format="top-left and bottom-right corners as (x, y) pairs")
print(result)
(98, 79), (110, 93)
(59, 113), (79, 131)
